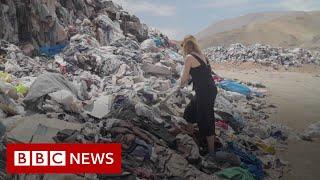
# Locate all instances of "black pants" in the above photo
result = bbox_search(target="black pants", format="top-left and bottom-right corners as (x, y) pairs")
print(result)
(183, 87), (217, 137)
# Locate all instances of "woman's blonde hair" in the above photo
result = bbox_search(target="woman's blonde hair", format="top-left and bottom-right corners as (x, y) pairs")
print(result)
(181, 35), (202, 57)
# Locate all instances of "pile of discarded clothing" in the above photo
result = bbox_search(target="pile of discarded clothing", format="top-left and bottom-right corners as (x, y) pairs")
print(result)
(0, 0), (289, 179)
(204, 43), (320, 68)
(0, 0), (150, 56)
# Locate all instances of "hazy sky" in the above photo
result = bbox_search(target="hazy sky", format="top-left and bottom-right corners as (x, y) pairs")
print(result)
(116, 0), (320, 40)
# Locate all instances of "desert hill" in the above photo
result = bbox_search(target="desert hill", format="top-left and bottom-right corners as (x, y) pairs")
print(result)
(196, 11), (320, 50)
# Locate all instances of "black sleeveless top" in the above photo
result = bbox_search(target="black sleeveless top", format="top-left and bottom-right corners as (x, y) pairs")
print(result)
(189, 53), (216, 94)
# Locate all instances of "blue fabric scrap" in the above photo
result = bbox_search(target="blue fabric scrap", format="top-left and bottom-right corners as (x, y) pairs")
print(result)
(227, 142), (264, 180)
(218, 80), (251, 96)
(40, 42), (67, 57)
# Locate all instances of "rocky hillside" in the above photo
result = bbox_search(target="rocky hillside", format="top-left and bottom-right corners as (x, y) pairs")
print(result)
(196, 11), (320, 50)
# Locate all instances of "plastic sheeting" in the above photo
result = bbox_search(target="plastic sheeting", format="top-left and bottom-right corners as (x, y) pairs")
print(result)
(141, 39), (158, 52)
(24, 73), (85, 106)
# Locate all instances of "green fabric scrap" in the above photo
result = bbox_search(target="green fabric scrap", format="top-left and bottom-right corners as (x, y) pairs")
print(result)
(15, 84), (28, 95)
(216, 167), (255, 180)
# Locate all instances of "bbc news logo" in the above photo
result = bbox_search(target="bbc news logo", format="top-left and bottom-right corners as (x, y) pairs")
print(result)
(7, 144), (121, 174)
(13, 151), (114, 166)
(14, 151), (67, 166)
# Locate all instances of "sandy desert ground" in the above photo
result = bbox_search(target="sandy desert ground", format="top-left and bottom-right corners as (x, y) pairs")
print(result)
(213, 62), (320, 180)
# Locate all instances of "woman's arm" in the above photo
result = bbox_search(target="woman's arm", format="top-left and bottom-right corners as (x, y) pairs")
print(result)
(179, 55), (192, 88)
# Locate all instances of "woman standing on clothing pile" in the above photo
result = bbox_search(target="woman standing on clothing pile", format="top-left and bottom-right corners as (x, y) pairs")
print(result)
(178, 35), (240, 164)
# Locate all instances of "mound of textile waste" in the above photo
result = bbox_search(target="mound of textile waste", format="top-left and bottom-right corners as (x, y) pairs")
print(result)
(0, 0), (289, 179)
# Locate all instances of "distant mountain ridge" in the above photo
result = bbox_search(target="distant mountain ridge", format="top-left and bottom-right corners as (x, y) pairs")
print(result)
(196, 11), (320, 50)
